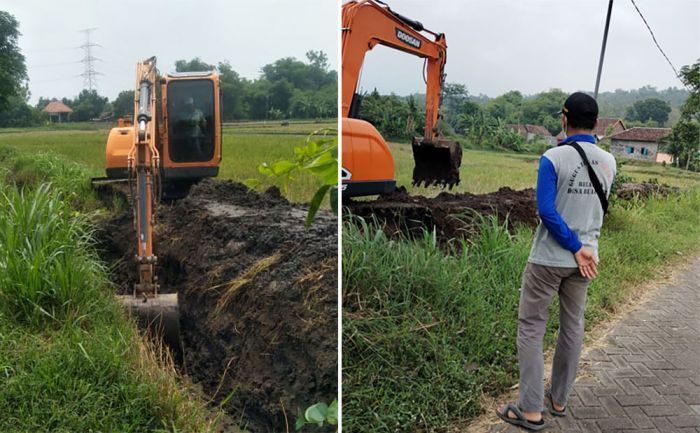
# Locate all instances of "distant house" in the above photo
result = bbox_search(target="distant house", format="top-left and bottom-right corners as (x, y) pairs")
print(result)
(609, 127), (672, 163)
(555, 117), (626, 142)
(507, 124), (555, 144)
(42, 101), (73, 123)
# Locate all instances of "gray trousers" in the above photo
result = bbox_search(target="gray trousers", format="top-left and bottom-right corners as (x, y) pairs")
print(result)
(517, 262), (590, 412)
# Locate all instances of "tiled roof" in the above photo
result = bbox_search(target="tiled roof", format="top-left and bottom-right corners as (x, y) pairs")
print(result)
(507, 124), (552, 137)
(42, 101), (73, 113)
(555, 117), (625, 140)
(525, 124), (552, 136)
(610, 127), (672, 143)
(593, 117), (625, 137)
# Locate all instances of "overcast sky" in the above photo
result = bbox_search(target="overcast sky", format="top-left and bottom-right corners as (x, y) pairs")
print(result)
(4, 0), (699, 105)
(2, 0), (338, 104)
(357, 0), (700, 97)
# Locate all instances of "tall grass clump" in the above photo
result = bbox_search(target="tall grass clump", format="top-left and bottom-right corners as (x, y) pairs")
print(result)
(343, 189), (700, 432)
(343, 215), (532, 432)
(0, 185), (109, 327)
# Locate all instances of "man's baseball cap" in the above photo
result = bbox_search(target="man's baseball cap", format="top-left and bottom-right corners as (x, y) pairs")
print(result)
(557, 92), (598, 123)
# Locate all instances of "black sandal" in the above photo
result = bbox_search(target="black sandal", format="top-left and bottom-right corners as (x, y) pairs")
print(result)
(548, 393), (566, 417)
(496, 403), (546, 431)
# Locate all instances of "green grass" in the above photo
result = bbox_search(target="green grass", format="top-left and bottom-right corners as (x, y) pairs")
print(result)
(223, 119), (336, 135)
(387, 141), (700, 196)
(0, 129), (106, 177)
(0, 120), (337, 203)
(342, 188), (700, 432)
(222, 132), (335, 203)
(620, 159), (700, 188)
(0, 151), (211, 432)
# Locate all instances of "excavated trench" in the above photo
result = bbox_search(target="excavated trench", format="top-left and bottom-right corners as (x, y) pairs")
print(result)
(344, 186), (540, 242)
(343, 182), (675, 243)
(96, 180), (338, 433)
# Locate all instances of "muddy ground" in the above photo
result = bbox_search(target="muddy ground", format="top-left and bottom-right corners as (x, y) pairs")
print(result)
(344, 186), (539, 241)
(343, 182), (675, 242)
(97, 180), (337, 433)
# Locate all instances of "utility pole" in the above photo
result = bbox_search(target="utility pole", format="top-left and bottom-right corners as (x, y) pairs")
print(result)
(594, 0), (614, 99)
(79, 27), (102, 91)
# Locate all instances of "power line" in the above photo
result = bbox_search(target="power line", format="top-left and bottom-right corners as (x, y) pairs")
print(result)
(79, 27), (103, 90)
(31, 75), (82, 83)
(24, 46), (81, 53)
(29, 60), (83, 68)
(628, 0), (687, 88)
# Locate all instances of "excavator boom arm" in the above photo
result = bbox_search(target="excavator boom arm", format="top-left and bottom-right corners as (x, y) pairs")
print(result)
(342, 0), (447, 141)
(130, 57), (160, 298)
(341, 0), (462, 189)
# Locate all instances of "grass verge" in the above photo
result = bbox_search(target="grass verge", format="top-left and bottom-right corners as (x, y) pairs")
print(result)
(0, 148), (211, 432)
(342, 188), (700, 432)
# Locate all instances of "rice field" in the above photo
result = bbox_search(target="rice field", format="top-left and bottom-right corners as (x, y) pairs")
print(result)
(0, 120), (337, 203)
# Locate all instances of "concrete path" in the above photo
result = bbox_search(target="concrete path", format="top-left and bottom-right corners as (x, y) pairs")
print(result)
(489, 256), (700, 433)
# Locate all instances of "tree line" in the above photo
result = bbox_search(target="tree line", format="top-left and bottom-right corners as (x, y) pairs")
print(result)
(357, 77), (697, 168)
(2, 51), (336, 127)
(0, 10), (336, 127)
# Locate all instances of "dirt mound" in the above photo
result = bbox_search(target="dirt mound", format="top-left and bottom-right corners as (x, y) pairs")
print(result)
(615, 182), (678, 200)
(97, 179), (337, 433)
(344, 186), (538, 241)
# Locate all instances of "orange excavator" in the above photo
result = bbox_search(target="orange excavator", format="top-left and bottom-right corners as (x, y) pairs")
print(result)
(341, 0), (462, 197)
(95, 57), (221, 343)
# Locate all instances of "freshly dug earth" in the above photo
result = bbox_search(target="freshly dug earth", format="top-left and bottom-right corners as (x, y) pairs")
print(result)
(614, 181), (678, 200)
(97, 180), (337, 433)
(344, 186), (539, 242)
(344, 182), (680, 242)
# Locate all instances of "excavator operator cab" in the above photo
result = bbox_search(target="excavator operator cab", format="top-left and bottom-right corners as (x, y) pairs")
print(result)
(161, 72), (221, 179)
(103, 70), (221, 186)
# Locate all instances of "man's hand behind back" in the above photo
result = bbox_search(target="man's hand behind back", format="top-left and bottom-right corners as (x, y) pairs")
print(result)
(574, 246), (598, 279)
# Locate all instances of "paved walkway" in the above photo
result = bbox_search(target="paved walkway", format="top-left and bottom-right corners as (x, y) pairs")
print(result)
(489, 256), (700, 433)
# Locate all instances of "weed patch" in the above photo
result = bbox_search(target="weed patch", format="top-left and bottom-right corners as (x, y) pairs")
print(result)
(342, 189), (700, 432)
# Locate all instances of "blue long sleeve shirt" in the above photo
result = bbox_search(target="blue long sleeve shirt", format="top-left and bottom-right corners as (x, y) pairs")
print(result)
(536, 156), (582, 253)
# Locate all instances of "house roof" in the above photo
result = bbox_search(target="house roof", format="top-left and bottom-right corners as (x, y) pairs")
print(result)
(593, 117), (625, 137)
(507, 124), (552, 137)
(610, 127), (671, 143)
(42, 101), (73, 114)
(555, 117), (625, 140)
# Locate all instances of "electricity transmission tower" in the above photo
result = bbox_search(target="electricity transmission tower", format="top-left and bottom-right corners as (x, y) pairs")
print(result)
(79, 27), (102, 90)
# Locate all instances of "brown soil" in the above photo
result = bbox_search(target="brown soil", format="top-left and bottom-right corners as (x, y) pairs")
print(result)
(614, 181), (678, 200)
(96, 179), (337, 433)
(344, 186), (539, 241)
(344, 182), (679, 243)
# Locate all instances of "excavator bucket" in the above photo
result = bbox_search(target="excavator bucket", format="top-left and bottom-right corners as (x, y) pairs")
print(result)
(412, 137), (463, 188)
(117, 293), (181, 349)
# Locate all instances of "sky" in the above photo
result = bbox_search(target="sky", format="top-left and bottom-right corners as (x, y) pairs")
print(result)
(2, 0), (338, 104)
(356, 0), (700, 97)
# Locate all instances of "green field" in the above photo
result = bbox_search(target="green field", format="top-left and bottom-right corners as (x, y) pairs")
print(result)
(388, 141), (700, 196)
(0, 120), (336, 203)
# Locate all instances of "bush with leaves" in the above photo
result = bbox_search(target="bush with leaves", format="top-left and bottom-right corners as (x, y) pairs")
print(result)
(248, 131), (337, 226)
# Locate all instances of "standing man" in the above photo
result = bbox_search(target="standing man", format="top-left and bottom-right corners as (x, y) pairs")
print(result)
(497, 92), (617, 430)
(181, 96), (207, 157)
